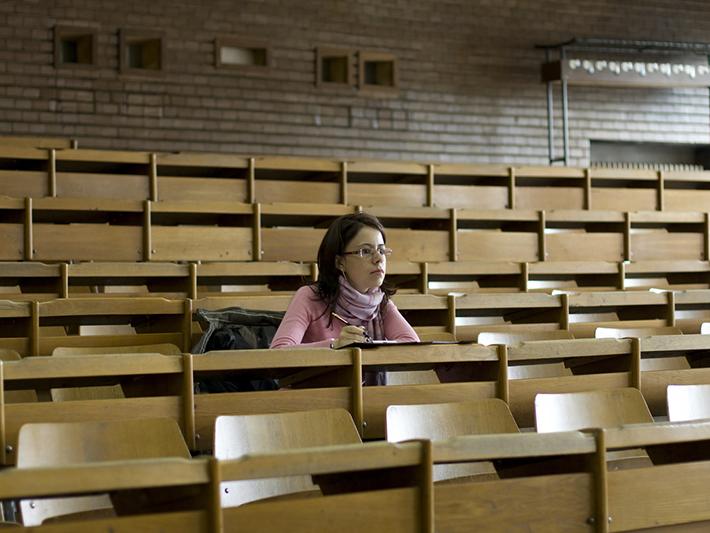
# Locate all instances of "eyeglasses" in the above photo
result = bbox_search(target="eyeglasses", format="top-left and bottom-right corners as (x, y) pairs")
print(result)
(341, 245), (393, 259)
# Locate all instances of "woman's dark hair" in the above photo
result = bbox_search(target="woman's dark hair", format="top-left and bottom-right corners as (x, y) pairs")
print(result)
(312, 212), (395, 322)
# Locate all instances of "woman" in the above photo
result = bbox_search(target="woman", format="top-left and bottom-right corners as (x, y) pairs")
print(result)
(270, 212), (419, 349)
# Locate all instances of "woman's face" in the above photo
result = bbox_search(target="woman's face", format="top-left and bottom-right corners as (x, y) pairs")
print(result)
(336, 225), (387, 293)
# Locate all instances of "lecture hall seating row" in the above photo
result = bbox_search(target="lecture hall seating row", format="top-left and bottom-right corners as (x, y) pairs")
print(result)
(3, 142), (710, 213)
(4, 287), (710, 354)
(1, 198), (710, 263)
(4, 420), (710, 531)
(3, 334), (710, 461)
(3, 259), (710, 300)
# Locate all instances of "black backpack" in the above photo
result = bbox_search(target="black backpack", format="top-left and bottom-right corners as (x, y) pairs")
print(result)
(192, 306), (285, 392)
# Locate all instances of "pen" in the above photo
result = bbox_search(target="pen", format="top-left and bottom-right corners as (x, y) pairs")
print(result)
(331, 312), (373, 342)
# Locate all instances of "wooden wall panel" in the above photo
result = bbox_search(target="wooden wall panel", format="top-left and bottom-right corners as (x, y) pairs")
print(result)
(664, 190), (710, 212)
(152, 226), (252, 261)
(34, 224), (143, 261)
(434, 185), (508, 209)
(0, 171), (47, 198)
(262, 228), (325, 262)
(57, 173), (150, 201)
(349, 184), (426, 208)
(516, 187), (585, 210)
(158, 177), (248, 203)
(458, 231), (538, 262)
(547, 232), (624, 261)
(0, 224), (24, 260)
(256, 181), (340, 204)
(631, 232), (704, 261)
(387, 229), (449, 262)
(592, 188), (656, 211)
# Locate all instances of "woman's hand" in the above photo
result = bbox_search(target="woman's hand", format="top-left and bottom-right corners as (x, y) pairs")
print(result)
(332, 325), (368, 349)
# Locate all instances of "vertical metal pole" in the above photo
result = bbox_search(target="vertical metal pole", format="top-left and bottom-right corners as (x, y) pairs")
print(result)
(545, 49), (555, 164)
(560, 47), (570, 166)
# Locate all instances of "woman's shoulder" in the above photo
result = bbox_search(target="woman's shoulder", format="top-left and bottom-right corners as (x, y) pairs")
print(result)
(291, 285), (326, 307)
(383, 297), (398, 310)
(294, 284), (319, 298)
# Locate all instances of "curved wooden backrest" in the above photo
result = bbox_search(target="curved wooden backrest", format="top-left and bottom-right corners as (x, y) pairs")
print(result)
(594, 326), (683, 339)
(52, 343), (182, 356)
(595, 327), (688, 371)
(0, 349), (38, 403)
(78, 325), (137, 336)
(477, 331), (575, 380)
(386, 398), (519, 441)
(386, 399), (519, 482)
(667, 384), (710, 422)
(49, 344), (182, 401)
(385, 370), (440, 385)
(18, 418), (190, 526)
(535, 387), (653, 433)
(477, 330), (573, 345)
(416, 331), (457, 342)
(508, 362), (573, 380)
(0, 348), (21, 361)
(214, 408), (362, 507)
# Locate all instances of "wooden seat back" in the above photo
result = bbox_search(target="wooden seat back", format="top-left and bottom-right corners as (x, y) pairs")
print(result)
(387, 398), (519, 441)
(386, 398), (518, 482)
(595, 326), (683, 339)
(214, 408), (362, 507)
(667, 384), (710, 422)
(0, 349), (38, 403)
(477, 330), (573, 345)
(384, 370), (440, 385)
(49, 344), (182, 402)
(478, 331), (575, 380)
(595, 326), (688, 371)
(17, 418), (190, 526)
(51, 343), (182, 356)
(535, 387), (653, 433)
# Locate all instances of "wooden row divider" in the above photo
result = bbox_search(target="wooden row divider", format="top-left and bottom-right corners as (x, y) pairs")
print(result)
(351, 348), (364, 436)
(24, 197), (32, 261)
(496, 344), (509, 405)
(208, 456), (223, 533)
(149, 153), (158, 202)
(339, 161), (348, 205)
(426, 164), (435, 208)
(247, 158), (256, 204)
(584, 168), (592, 210)
(657, 170), (665, 212)
(182, 352), (196, 449)
(143, 200), (152, 262)
(538, 210), (546, 261)
(520, 262), (529, 292)
(0, 361), (4, 465)
(448, 208), (457, 261)
(623, 212), (631, 261)
(507, 167), (516, 209)
(48, 148), (57, 197)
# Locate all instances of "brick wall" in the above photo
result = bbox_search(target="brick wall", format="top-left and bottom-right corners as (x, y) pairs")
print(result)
(0, 0), (709, 165)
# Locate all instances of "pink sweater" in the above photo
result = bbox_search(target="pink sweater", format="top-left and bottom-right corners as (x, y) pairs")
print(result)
(270, 286), (420, 348)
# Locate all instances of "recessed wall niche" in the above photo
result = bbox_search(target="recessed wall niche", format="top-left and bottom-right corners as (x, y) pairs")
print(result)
(215, 38), (270, 70)
(316, 47), (353, 86)
(359, 51), (398, 93)
(119, 29), (164, 74)
(54, 26), (97, 68)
